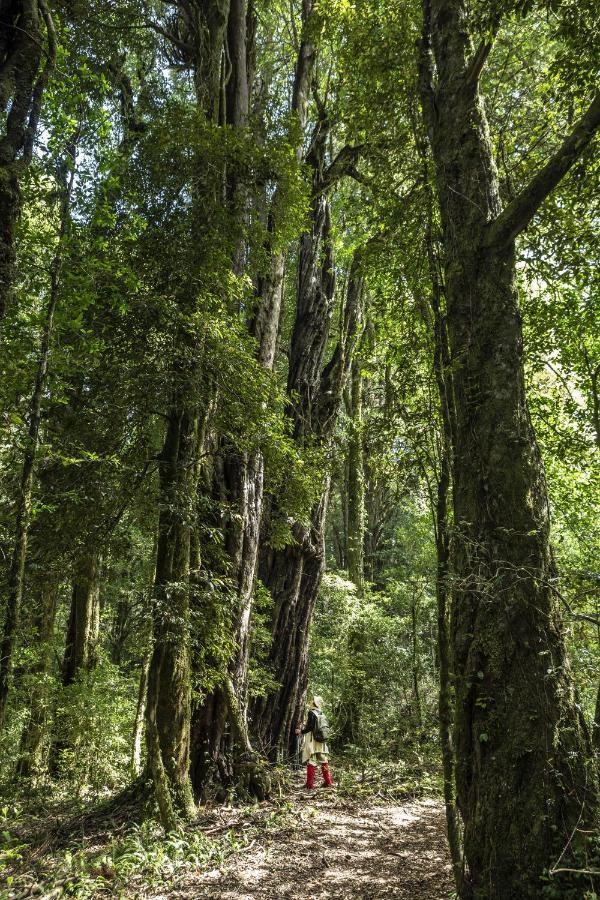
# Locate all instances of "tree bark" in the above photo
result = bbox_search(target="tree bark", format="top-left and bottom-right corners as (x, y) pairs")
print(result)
(594, 675), (600, 756)
(0, 0), (55, 324)
(336, 362), (366, 747)
(145, 409), (198, 827)
(346, 357), (365, 592)
(421, 1), (600, 895)
(410, 585), (422, 730)
(417, 115), (464, 886)
(189, 0), (319, 796)
(110, 594), (130, 665)
(252, 240), (365, 758)
(61, 551), (102, 686)
(131, 646), (150, 777)
(253, 490), (330, 758)
(144, 0), (231, 825)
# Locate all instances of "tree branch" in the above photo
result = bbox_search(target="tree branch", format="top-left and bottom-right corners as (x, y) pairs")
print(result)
(485, 92), (600, 248)
(464, 39), (493, 87)
(551, 584), (600, 628)
(318, 144), (364, 194)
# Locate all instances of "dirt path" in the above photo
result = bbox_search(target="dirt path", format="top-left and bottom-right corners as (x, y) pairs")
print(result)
(172, 784), (454, 899)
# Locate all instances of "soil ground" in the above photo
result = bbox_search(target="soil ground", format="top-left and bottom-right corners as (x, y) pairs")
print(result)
(164, 775), (454, 900)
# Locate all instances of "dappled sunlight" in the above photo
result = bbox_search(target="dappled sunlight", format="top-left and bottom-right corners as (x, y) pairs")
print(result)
(172, 795), (454, 899)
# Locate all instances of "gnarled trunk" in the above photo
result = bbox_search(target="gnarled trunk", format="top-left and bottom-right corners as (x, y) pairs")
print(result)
(252, 490), (329, 758)
(421, 1), (600, 894)
(145, 409), (198, 827)
(189, 0), (319, 796)
(0, 0), (55, 323)
(251, 227), (365, 756)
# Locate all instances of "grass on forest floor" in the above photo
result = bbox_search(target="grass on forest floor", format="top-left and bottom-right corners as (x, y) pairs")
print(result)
(0, 756), (442, 899)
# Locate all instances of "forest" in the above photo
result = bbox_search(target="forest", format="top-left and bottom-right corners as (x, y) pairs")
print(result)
(0, 0), (598, 897)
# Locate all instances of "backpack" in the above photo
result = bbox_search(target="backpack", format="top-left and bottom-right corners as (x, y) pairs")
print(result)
(313, 710), (330, 743)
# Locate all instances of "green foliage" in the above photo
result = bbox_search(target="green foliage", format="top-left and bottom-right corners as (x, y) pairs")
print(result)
(52, 664), (138, 796)
(0, 0), (598, 891)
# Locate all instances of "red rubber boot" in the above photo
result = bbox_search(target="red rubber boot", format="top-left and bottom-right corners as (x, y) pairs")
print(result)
(321, 762), (333, 787)
(305, 763), (316, 789)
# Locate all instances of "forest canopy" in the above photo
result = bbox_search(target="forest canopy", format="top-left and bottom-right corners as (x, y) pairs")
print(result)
(0, 0), (598, 898)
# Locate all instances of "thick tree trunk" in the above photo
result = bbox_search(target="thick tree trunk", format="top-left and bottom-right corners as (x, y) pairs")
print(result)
(189, 0), (319, 796)
(144, 0), (232, 823)
(252, 235), (365, 756)
(145, 410), (198, 827)
(16, 576), (60, 777)
(0, 0), (55, 323)
(421, 1), (600, 895)
(61, 551), (102, 685)
(253, 491), (329, 758)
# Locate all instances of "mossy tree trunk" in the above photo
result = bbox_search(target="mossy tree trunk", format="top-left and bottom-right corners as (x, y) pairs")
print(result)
(189, 0), (319, 796)
(346, 358), (365, 593)
(420, 1), (600, 895)
(336, 362), (366, 747)
(145, 409), (198, 827)
(61, 551), (102, 686)
(0, 0), (55, 325)
(253, 240), (365, 758)
(144, 0), (231, 825)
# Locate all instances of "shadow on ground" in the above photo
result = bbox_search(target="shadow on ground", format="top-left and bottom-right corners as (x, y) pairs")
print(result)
(165, 777), (454, 900)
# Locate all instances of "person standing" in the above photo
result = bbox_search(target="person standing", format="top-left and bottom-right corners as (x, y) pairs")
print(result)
(295, 695), (333, 789)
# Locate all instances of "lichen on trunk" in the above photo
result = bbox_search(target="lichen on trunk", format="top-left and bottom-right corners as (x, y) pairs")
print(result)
(420, 0), (600, 894)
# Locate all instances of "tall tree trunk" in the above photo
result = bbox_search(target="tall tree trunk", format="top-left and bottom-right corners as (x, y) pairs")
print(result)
(145, 409), (198, 827)
(0, 136), (75, 730)
(336, 364), (366, 747)
(346, 358), (365, 592)
(131, 647), (150, 777)
(416, 114), (464, 886)
(16, 576), (60, 776)
(252, 238), (365, 757)
(420, 2), (600, 895)
(61, 551), (102, 685)
(49, 548), (102, 774)
(189, 0), (318, 796)
(110, 594), (129, 665)
(410, 585), (422, 730)
(144, 0), (231, 825)
(0, 0), (55, 324)
(131, 526), (158, 778)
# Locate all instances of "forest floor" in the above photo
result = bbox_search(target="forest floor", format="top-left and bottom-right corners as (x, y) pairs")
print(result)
(185, 775), (454, 900)
(1, 765), (454, 899)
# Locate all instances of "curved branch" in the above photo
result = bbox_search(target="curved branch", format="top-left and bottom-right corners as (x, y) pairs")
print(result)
(484, 91), (600, 248)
